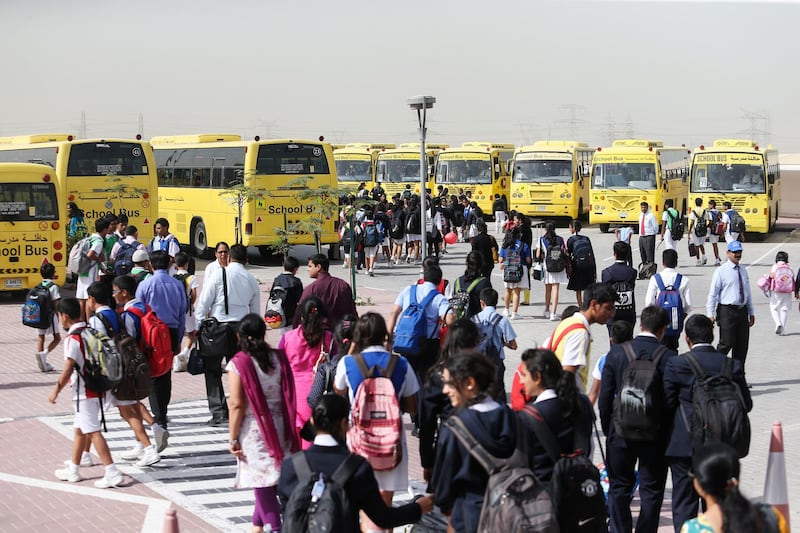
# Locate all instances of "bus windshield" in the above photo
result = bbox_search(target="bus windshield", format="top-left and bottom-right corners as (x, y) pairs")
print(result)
(691, 162), (765, 193)
(67, 142), (150, 176)
(592, 163), (658, 189)
(436, 159), (492, 184)
(335, 160), (371, 182)
(513, 160), (572, 183)
(0, 182), (59, 221)
(256, 143), (331, 175)
(380, 159), (422, 183)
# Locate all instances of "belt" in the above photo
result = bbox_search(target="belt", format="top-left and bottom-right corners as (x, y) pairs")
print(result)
(721, 304), (747, 310)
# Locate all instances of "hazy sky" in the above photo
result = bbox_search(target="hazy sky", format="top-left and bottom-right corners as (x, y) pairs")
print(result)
(2, 0), (798, 151)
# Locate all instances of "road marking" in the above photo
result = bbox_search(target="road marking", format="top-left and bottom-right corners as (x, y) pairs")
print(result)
(0, 471), (169, 533)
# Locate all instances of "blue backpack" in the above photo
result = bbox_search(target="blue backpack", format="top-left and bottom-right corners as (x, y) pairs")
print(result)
(393, 285), (439, 358)
(655, 273), (685, 336)
(114, 240), (140, 276)
(473, 313), (503, 364)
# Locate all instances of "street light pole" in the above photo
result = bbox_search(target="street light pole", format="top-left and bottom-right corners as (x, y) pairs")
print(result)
(408, 95), (436, 264)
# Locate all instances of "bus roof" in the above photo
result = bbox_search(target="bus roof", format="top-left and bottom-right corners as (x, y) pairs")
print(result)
(460, 142), (515, 150)
(343, 143), (396, 150)
(0, 134), (75, 145)
(150, 134), (242, 144)
(0, 162), (59, 175)
(398, 142), (449, 150)
(711, 139), (760, 148)
(612, 139), (663, 148)
(531, 140), (589, 148)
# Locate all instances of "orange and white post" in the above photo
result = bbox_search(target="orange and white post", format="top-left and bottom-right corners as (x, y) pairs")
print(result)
(764, 420), (790, 531)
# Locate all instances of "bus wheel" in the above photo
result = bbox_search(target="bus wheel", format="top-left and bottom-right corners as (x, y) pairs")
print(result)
(192, 220), (212, 259)
(599, 224), (610, 233)
(258, 246), (272, 259)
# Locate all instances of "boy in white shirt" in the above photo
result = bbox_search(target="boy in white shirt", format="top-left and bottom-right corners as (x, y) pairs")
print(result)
(35, 262), (61, 372)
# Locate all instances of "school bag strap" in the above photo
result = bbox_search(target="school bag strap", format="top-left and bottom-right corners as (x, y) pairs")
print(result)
(522, 404), (590, 464)
(621, 341), (666, 367)
(548, 322), (587, 353)
(353, 352), (398, 380)
(679, 351), (732, 431)
(444, 415), (500, 474)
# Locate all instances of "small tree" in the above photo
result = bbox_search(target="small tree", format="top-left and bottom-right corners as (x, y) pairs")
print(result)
(102, 173), (146, 218)
(265, 225), (293, 260)
(287, 175), (340, 253)
(218, 173), (269, 245)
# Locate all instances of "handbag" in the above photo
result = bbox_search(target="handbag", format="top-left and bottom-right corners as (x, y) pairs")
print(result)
(688, 242), (697, 258)
(187, 343), (205, 375)
(532, 262), (543, 281)
(198, 268), (237, 358)
(306, 334), (337, 410)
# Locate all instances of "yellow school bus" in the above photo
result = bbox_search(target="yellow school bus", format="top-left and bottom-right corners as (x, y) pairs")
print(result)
(509, 140), (594, 220)
(690, 139), (779, 234)
(590, 140), (691, 233)
(0, 163), (68, 290)
(0, 134), (158, 231)
(152, 134), (338, 257)
(435, 142), (516, 215)
(376, 143), (448, 198)
(334, 143), (396, 190)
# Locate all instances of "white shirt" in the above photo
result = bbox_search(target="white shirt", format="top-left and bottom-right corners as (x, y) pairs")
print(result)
(110, 235), (146, 261)
(194, 262), (260, 323)
(639, 211), (659, 236)
(533, 388), (557, 404)
(645, 267), (692, 312)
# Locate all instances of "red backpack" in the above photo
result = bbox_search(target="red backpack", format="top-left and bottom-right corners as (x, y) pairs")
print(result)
(347, 353), (403, 471)
(127, 305), (173, 378)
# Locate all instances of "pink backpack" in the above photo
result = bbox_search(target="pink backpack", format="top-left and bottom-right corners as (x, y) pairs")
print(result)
(772, 264), (795, 293)
(347, 353), (403, 472)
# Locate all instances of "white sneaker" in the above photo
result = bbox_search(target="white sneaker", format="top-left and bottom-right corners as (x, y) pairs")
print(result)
(55, 467), (82, 483)
(502, 308), (509, 317)
(94, 469), (124, 489)
(64, 454), (93, 468)
(153, 424), (169, 453)
(368, 269), (374, 277)
(702, 256), (708, 265)
(120, 444), (144, 461)
(510, 312), (518, 320)
(715, 259), (721, 266)
(550, 313), (559, 321)
(35, 351), (46, 372)
(135, 447), (161, 467)
(696, 260), (702, 267)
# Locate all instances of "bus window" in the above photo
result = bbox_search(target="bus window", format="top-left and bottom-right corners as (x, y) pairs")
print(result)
(0, 182), (59, 221)
(67, 142), (149, 176)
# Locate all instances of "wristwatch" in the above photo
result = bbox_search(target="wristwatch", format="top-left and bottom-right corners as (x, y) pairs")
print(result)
(229, 438), (239, 446)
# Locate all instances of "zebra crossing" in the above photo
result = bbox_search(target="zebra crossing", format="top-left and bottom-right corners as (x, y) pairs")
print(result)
(41, 399), (255, 531)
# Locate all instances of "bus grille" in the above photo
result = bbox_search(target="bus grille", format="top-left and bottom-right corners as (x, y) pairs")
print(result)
(607, 197), (641, 210)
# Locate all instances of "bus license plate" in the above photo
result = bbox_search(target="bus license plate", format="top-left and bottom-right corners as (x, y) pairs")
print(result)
(619, 211), (628, 219)
(4, 278), (22, 289)
(536, 205), (546, 211)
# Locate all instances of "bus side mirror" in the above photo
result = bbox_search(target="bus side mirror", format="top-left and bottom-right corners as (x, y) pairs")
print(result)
(768, 174), (775, 184)
(495, 163), (501, 175)
(581, 163), (591, 177)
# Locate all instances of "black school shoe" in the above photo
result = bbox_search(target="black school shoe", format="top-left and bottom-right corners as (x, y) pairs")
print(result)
(207, 417), (229, 427)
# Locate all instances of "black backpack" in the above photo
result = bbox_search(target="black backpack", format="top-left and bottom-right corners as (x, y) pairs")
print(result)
(612, 342), (667, 442)
(571, 236), (593, 269)
(681, 352), (751, 458)
(729, 209), (747, 234)
(543, 237), (566, 273)
(114, 240), (140, 276)
(95, 311), (152, 402)
(282, 452), (361, 533)
(363, 222), (379, 247)
(22, 282), (54, 330)
(406, 209), (422, 234)
(693, 209), (708, 237)
(522, 406), (607, 533)
(666, 209), (685, 240)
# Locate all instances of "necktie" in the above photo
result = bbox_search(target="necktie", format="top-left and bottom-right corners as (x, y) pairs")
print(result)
(640, 215), (646, 236)
(735, 265), (745, 304)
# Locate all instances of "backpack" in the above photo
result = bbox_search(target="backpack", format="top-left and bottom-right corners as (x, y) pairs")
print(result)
(522, 406), (607, 533)
(445, 416), (558, 533)
(264, 285), (288, 329)
(148, 234), (179, 254)
(503, 244), (524, 283)
(282, 452), (361, 533)
(22, 282), (54, 330)
(681, 353), (752, 458)
(363, 222), (379, 247)
(406, 209), (422, 234)
(401, 188), (412, 200)
(126, 305), (174, 378)
(709, 210), (724, 236)
(449, 277), (484, 320)
(114, 240), (140, 276)
(638, 261), (657, 280)
(654, 273), (685, 336)
(612, 342), (667, 442)
(346, 353), (403, 472)
(666, 209), (685, 240)
(474, 313), (504, 364)
(571, 236), (593, 269)
(729, 210), (747, 234)
(543, 238), (566, 273)
(693, 209), (708, 237)
(772, 264), (795, 294)
(173, 272), (195, 314)
(72, 326), (124, 394)
(393, 285), (438, 358)
(95, 311), (152, 401)
(390, 210), (405, 240)
(66, 236), (95, 276)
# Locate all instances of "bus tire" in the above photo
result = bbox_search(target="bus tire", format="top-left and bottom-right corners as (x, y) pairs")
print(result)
(599, 224), (610, 234)
(258, 246), (272, 260)
(191, 220), (212, 259)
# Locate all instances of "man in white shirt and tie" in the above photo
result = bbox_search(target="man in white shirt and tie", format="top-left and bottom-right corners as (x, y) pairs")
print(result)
(638, 201), (659, 264)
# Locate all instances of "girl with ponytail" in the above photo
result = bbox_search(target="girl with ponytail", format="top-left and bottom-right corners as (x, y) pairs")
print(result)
(517, 348), (593, 483)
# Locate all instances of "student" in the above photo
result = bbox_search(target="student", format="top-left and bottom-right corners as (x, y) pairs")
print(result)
(130, 250), (152, 285)
(431, 350), (517, 533)
(49, 297), (125, 488)
(333, 313), (420, 533)
(278, 394), (433, 531)
(661, 199), (681, 252)
(768, 251), (794, 335)
(517, 348), (593, 483)
(536, 221), (569, 321)
(499, 226), (532, 319)
(705, 200), (723, 266)
(35, 262), (61, 372)
(645, 249), (692, 351)
(173, 251), (199, 365)
(688, 198), (708, 267)
(453, 252), (491, 320)
(87, 281), (160, 467)
(270, 255), (304, 326)
(587, 319), (633, 405)
(566, 219), (597, 308)
(473, 288), (518, 400)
